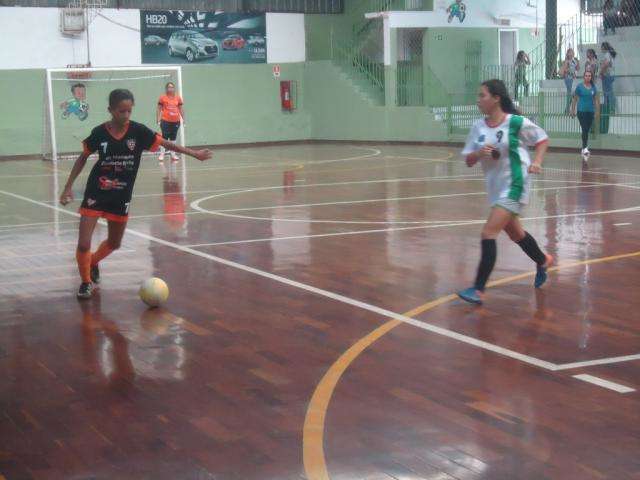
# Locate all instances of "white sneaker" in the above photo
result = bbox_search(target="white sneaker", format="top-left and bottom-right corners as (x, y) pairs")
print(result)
(581, 147), (590, 161)
(171, 153), (179, 164)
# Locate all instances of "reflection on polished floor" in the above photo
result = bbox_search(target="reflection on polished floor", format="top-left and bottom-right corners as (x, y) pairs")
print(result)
(1, 144), (639, 480)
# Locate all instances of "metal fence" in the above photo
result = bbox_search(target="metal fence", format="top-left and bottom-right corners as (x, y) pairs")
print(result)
(396, 29), (424, 106)
(367, 0), (430, 11)
(0, 0), (344, 11)
(438, 90), (640, 138)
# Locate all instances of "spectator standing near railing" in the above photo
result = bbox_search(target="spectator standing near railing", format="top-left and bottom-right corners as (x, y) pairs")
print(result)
(514, 50), (531, 100)
(603, 0), (618, 35)
(584, 49), (599, 78)
(600, 42), (617, 134)
(560, 48), (580, 113)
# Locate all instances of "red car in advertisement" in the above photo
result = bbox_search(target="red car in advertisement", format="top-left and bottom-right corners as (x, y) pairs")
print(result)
(222, 34), (245, 50)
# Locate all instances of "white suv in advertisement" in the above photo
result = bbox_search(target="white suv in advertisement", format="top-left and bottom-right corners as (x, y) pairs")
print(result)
(168, 30), (219, 62)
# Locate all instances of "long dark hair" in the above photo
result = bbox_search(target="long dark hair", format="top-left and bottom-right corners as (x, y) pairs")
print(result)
(601, 41), (617, 58)
(587, 48), (597, 60)
(481, 79), (521, 115)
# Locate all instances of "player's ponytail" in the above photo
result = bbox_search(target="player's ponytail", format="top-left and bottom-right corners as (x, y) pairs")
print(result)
(108, 89), (135, 108)
(481, 79), (521, 115)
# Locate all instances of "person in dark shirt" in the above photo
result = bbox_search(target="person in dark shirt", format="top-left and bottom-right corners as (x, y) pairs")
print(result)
(60, 88), (211, 299)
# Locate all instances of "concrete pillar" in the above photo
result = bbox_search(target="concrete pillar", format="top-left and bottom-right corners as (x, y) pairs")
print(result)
(546, 0), (557, 79)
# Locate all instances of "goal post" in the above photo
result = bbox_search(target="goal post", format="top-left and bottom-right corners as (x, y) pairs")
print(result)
(43, 66), (185, 163)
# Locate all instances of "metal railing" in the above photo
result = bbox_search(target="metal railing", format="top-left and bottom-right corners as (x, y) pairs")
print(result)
(333, 39), (385, 104)
(397, 60), (423, 106)
(585, 0), (640, 28)
(441, 90), (640, 138)
(367, 0), (430, 11)
(482, 11), (603, 99)
(3, 0), (345, 10)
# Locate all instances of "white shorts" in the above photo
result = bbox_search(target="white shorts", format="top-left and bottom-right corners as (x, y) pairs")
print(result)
(492, 198), (523, 215)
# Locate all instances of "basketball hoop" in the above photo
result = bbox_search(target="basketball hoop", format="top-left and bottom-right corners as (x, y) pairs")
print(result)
(66, 64), (92, 79)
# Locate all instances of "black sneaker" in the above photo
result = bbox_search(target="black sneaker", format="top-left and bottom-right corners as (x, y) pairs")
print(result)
(77, 282), (94, 300)
(91, 264), (100, 284)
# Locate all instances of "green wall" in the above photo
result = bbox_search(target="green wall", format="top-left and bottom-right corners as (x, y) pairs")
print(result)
(422, 27), (544, 95)
(0, 63), (311, 157)
(305, 61), (446, 141)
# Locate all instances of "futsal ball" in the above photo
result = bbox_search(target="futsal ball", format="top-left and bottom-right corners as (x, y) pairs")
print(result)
(139, 277), (169, 308)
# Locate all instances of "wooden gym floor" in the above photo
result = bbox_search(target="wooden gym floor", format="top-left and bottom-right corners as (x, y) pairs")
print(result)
(0, 144), (639, 480)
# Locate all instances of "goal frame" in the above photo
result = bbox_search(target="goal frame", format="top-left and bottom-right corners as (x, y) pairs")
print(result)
(44, 65), (185, 163)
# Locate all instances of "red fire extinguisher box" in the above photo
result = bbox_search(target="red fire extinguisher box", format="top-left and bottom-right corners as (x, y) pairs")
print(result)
(280, 80), (295, 112)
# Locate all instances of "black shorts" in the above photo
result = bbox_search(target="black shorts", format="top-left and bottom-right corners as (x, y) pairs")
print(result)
(80, 196), (130, 222)
(160, 120), (181, 141)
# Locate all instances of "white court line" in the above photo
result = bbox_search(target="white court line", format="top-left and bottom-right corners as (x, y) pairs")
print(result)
(4, 188), (640, 378)
(192, 180), (640, 226)
(573, 374), (635, 393)
(0, 270), (142, 287)
(393, 153), (640, 179)
(557, 353), (640, 370)
(613, 222), (633, 226)
(1, 259), (136, 274)
(0, 219), (79, 230)
(0, 187), (562, 372)
(184, 220), (485, 248)
(0, 248), (136, 260)
(185, 203), (640, 248)
(200, 183), (620, 216)
(0, 146), (384, 179)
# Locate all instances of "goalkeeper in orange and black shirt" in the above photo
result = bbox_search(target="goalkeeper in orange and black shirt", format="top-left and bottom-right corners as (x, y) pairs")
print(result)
(60, 88), (211, 299)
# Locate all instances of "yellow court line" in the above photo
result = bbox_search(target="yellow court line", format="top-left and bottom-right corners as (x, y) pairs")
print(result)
(302, 250), (640, 480)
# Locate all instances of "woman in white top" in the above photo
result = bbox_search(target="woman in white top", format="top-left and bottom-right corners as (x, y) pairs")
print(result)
(600, 42), (616, 108)
(560, 48), (580, 113)
(458, 79), (553, 305)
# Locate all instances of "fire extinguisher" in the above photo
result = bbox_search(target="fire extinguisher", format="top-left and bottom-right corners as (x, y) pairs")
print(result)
(280, 80), (293, 112)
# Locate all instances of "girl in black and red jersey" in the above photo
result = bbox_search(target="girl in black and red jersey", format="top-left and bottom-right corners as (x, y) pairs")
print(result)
(60, 89), (211, 299)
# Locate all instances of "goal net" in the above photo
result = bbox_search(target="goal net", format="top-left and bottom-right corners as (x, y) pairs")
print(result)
(43, 66), (184, 162)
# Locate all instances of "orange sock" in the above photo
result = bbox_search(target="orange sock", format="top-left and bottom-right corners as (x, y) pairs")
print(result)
(91, 241), (114, 267)
(76, 249), (92, 283)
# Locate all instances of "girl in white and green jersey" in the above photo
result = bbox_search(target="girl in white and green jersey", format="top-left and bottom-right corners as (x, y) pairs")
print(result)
(458, 79), (554, 305)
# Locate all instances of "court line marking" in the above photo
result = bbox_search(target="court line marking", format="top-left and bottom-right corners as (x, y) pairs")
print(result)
(191, 179), (640, 225)
(572, 374), (635, 393)
(0, 187), (590, 371)
(0, 146), (384, 179)
(33, 155), (453, 206)
(183, 221), (485, 248)
(0, 270), (143, 287)
(0, 249), (136, 260)
(393, 153), (640, 179)
(613, 222), (633, 226)
(1, 259), (136, 274)
(3, 187), (639, 374)
(193, 182), (624, 216)
(556, 353), (640, 370)
(302, 250), (640, 480)
(0, 173), (483, 228)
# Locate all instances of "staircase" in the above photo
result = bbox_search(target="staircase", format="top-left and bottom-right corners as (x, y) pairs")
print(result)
(329, 0), (432, 106)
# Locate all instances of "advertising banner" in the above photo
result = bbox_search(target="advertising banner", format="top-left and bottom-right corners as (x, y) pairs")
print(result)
(141, 11), (266, 64)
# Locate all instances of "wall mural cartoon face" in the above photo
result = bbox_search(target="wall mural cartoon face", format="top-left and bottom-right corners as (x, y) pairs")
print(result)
(60, 83), (90, 121)
(447, 0), (467, 23)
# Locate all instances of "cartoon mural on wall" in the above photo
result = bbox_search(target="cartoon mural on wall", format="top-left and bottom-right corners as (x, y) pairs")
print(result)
(447, 0), (467, 23)
(60, 83), (89, 121)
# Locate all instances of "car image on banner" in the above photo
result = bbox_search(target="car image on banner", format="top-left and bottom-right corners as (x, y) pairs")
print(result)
(140, 11), (266, 64)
